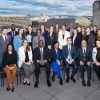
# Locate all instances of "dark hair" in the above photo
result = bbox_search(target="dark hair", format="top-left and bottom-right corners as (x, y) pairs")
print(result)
(6, 43), (14, 52)
(26, 25), (34, 35)
(40, 24), (46, 29)
(36, 29), (41, 35)
(18, 28), (25, 40)
(11, 24), (15, 27)
(93, 25), (97, 28)
(62, 24), (66, 27)
(1, 26), (7, 31)
(53, 41), (59, 46)
(55, 23), (60, 34)
(22, 39), (30, 52)
(67, 37), (72, 40)
(39, 40), (44, 44)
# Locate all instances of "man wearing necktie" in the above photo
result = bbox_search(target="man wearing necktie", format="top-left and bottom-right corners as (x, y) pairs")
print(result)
(77, 40), (92, 87)
(0, 27), (11, 69)
(63, 37), (77, 83)
(8, 24), (18, 43)
(33, 40), (51, 88)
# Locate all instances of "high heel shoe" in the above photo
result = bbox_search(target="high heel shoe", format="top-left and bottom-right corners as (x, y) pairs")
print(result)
(6, 86), (10, 91)
(11, 86), (14, 92)
(27, 83), (31, 86)
(23, 82), (27, 85)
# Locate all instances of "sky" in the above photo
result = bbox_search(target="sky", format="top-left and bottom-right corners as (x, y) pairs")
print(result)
(0, 0), (95, 16)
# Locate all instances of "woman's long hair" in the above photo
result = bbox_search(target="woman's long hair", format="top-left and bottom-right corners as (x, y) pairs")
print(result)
(18, 28), (25, 40)
(22, 39), (30, 52)
(50, 25), (55, 40)
(26, 25), (34, 35)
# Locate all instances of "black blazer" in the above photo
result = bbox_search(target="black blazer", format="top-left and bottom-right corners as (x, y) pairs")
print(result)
(33, 47), (49, 63)
(8, 31), (18, 43)
(47, 33), (58, 47)
(62, 45), (76, 60)
(77, 47), (92, 63)
(72, 35), (81, 50)
(49, 48), (62, 63)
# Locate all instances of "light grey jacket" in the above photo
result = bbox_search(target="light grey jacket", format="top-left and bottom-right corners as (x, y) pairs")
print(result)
(32, 36), (45, 50)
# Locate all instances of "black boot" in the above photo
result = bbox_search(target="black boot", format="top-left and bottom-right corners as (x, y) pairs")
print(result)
(52, 72), (56, 82)
(59, 77), (63, 85)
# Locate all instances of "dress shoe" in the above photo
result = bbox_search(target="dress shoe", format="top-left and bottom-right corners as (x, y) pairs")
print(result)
(66, 78), (69, 83)
(59, 78), (63, 85)
(11, 86), (14, 92)
(27, 83), (31, 86)
(34, 81), (38, 88)
(82, 81), (86, 86)
(23, 82), (27, 85)
(87, 81), (91, 87)
(6, 86), (10, 91)
(71, 77), (76, 83)
(47, 80), (51, 87)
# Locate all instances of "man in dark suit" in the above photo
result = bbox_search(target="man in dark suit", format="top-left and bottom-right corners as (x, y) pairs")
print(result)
(63, 37), (77, 83)
(67, 23), (74, 37)
(0, 27), (11, 68)
(77, 40), (92, 87)
(8, 24), (18, 43)
(33, 40), (51, 88)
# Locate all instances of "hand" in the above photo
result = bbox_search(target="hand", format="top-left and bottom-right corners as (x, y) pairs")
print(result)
(48, 46), (51, 49)
(80, 61), (84, 65)
(56, 60), (61, 65)
(66, 60), (72, 64)
(96, 62), (100, 66)
(87, 61), (91, 66)
(26, 62), (31, 65)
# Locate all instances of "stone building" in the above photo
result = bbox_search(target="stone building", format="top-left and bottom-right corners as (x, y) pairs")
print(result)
(93, 0), (100, 28)
(0, 14), (32, 28)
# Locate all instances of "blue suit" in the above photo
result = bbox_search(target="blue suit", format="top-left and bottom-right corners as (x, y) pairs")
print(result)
(62, 45), (77, 78)
(50, 49), (62, 78)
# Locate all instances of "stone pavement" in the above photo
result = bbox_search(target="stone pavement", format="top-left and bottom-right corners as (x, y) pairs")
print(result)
(0, 71), (100, 100)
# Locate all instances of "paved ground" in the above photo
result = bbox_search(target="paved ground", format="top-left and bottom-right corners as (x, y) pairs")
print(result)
(0, 70), (100, 100)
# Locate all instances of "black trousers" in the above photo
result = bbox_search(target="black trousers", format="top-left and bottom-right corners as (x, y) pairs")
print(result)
(80, 65), (91, 81)
(93, 64), (100, 81)
(34, 62), (50, 81)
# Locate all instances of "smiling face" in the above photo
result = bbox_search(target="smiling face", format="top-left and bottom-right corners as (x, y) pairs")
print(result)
(2, 29), (8, 36)
(8, 45), (13, 51)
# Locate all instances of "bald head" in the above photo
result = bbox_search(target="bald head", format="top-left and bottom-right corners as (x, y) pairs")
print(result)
(81, 40), (87, 48)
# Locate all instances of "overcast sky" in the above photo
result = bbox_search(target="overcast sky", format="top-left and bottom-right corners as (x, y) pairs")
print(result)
(0, 0), (95, 16)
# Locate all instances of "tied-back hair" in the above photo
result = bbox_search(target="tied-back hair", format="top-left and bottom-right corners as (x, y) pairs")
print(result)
(18, 28), (25, 40)
(23, 39), (30, 52)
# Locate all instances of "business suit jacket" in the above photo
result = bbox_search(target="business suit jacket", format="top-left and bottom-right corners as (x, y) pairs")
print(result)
(32, 36), (45, 50)
(47, 33), (58, 47)
(33, 47), (49, 63)
(72, 35), (81, 50)
(0, 50), (2, 65)
(58, 30), (70, 49)
(62, 45), (76, 61)
(77, 47), (92, 63)
(18, 46), (33, 68)
(86, 33), (94, 50)
(92, 47), (98, 63)
(49, 48), (62, 63)
(8, 31), (18, 43)
(0, 35), (11, 56)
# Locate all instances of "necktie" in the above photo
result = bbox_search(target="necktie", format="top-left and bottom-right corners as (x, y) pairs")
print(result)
(40, 48), (43, 60)
(68, 46), (72, 60)
(4, 37), (7, 43)
(12, 31), (14, 38)
(83, 49), (86, 56)
(38, 36), (40, 42)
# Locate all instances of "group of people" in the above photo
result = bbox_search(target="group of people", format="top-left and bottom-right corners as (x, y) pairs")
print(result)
(0, 23), (100, 92)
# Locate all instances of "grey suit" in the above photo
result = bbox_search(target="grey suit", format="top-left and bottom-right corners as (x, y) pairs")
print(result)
(32, 36), (45, 50)
(0, 35), (11, 56)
